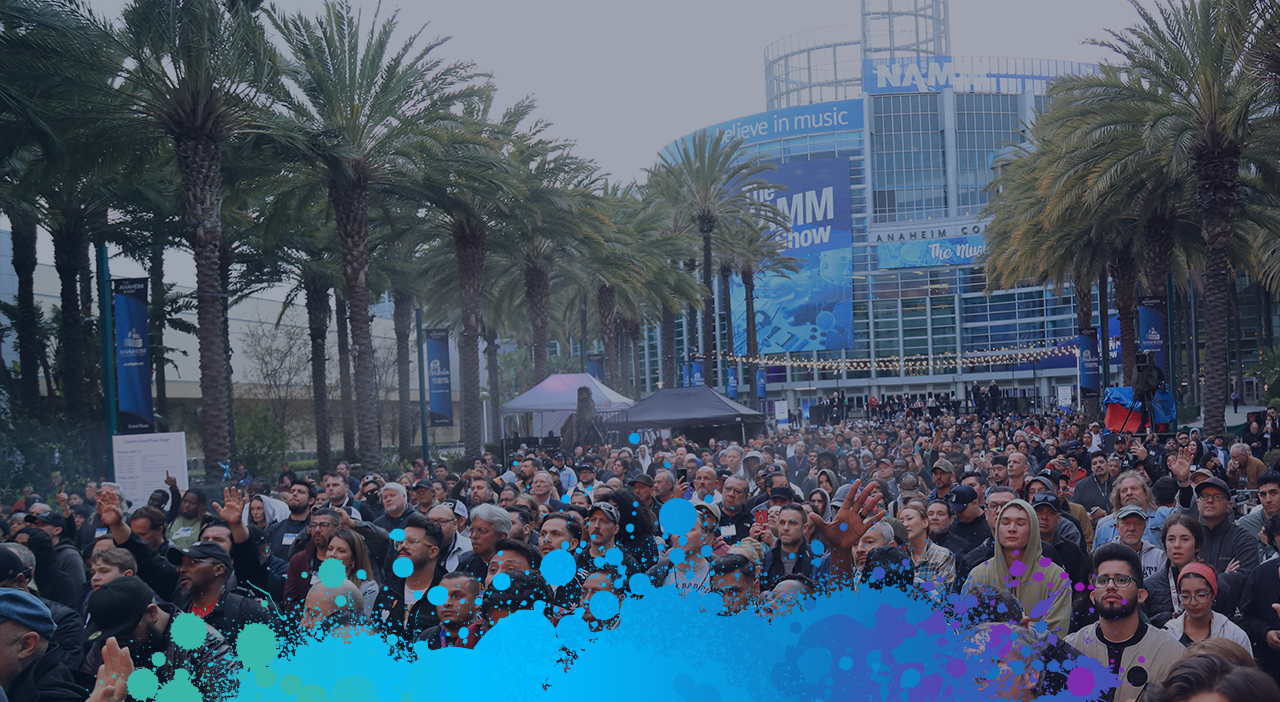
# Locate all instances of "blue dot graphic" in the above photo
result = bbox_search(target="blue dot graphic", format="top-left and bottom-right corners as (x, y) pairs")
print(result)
(659, 498), (696, 536)
(356, 569), (366, 581)
(427, 585), (448, 606)
(588, 591), (619, 620)
(628, 432), (640, 444)
(389, 529), (406, 542)
(392, 557), (413, 578)
(493, 572), (511, 590)
(669, 548), (685, 564)
(625, 523), (634, 533)
(542, 550), (577, 586)
(838, 656), (852, 670)
(700, 545), (713, 557)
(900, 669), (921, 688)
(811, 540), (826, 555)
(604, 547), (623, 566)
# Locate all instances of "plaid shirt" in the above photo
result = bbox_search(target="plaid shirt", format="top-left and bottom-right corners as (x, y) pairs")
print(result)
(912, 540), (957, 593)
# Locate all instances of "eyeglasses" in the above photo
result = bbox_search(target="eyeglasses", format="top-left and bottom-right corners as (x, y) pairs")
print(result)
(1091, 574), (1136, 588)
(1197, 493), (1229, 503)
(309, 522), (337, 530)
(397, 537), (430, 548)
(1177, 591), (1212, 604)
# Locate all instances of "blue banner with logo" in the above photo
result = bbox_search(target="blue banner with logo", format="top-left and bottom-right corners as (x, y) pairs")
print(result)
(691, 99), (864, 147)
(425, 329), (454, 427)
(586, 353), (604, 382)
(1138, 297), (1168, 374)
(691, 358), (706, 386)
(877, 235), (986, 269)
(757, 369), (767, 398)
(1078, 331), (1102, 398)
(113, 278), (153, 434)
(727, 369), (738, 398)
(729, 157), (854, 355)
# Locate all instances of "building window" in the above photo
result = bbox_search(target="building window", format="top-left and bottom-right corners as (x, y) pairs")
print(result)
(871, 94), (946, 223)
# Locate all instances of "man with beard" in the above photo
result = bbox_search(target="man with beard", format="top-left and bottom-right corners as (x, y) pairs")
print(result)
(1066, 544), (1184, 702)
(585, 503), (639, 577)
(168, 541), (273, 650)
(373, 514), (442, 642)
(265, 481), (315, 560)
(283, 508), (341, 610)
(83, 576), (240, 701)
(426, 503), (471, 580)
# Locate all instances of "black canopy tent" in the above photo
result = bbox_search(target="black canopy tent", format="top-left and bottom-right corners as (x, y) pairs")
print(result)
(602, 385), (766, 443)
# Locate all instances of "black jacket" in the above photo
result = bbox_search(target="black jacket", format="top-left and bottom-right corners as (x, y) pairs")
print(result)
(4, 644), (86, 702)
(762, 542), (817, 590)
(1239, 557), (1280, 681)
(372, 571), (439, 643)
(718, 506), (755, 546)
(116, 530), (180, 599)
(931, 530), (975, 560)
(40, 596), (83, 671)
(455, 551), (490, 582)
(171, 586), (276, 650)
(372, 509), (414, 533)
(950, 515), (991, 550)
(1199, 516), (1261, 595)
(43, 542), (85, 609)
(1142, 563), (1237, 629)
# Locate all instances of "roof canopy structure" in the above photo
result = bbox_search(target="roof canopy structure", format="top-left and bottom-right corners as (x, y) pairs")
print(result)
(602, 385), (764, 430)
(501, 373), (634, 414)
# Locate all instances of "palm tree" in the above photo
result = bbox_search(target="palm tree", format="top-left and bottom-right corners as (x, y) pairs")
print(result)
(271, 0), (482, 469)
(1063, 0), (1280, 434)
(725, 221), (801, 406)
(647, 130), (788, 390)
(0, 148), (43, 414)
(100, 0), (280, 466)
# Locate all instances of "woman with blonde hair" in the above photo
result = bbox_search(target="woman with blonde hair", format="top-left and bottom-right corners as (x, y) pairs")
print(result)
(325, 527), (379, 615)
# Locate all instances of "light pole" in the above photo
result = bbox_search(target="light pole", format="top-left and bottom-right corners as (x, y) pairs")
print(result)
(97, 244), (117, 480)
(415, 308), (430, 462)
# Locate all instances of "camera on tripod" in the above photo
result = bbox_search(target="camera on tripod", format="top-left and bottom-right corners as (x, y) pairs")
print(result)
(1132, 352), (1163, 399)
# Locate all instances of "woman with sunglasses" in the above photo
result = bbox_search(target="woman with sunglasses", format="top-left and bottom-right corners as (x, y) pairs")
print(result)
(1162, 563), (1251, 651)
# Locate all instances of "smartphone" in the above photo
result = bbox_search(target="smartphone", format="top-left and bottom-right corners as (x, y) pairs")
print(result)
(754, 510), (769, 528)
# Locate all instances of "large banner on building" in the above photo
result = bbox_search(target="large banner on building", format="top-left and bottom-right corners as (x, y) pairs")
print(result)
(695, 99), (865, 147)
(1078, 331), (1102, 398)
(877, 235), (986, 269)
(862, 56), (1097, 95)
(690, 357), (706, 386)
(112, 278), (154, 434)
(730, 157), (854, 355)
(425, 329), (454, 427)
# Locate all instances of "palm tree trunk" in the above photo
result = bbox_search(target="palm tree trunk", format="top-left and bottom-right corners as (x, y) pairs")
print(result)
(525, 263), (551, 386)
(1075, 274), (1098, 422)
(485, 325), (502, 442)
(452, 217), (487, 458)
(174, 135), (230, 466)
(698, 218), (716, 387)
(596, 284), (617, 388)
(1230, 281), (1244, 393)
(661, 305), (676, 389)
(1192, 140), (1241, 437)
(720, 264), (734, 390)
(335, 296), (356, 459)
(79, 239), (93, 318)
(330, 180), (382, 471)
(9, 209), (41, 413)
(149, 246), (169, 432)
(1111, 249), (1138, 386)
(744, 265), (759, 409)
(1142, 213), (1175, 298)
(629, 320), (642, 400)
(50, 213), (86, 423)
(392, 289), (413, 461)
(220, 242), (236, 466)
(1099, 266), (1110, 391)
(304, 278), (332, 472)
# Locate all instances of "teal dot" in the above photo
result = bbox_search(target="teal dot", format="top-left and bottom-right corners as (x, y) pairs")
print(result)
(318, 559), (347, 587)
(541, 550), (577, 587)
(900, 669), (921, 689)
(335, 595), (347, 607)
(493, 572), (511, 590)
(700, 545), (713, 557)
(812, 540), (826, 555)
(356, 569), (367, 581)
(155, 668), (199, 701)
(427, 585), (448, 606)
(235, 623), (277, 670)
(128, 668), (159, 700)
(660, 499), (696, 535)
(628, 432), (640, 444)
(604, 547), (623, 566)
(254, 668), (276, 688)
(838, 656), (852, 670)
(150, 652), (166, 667)
(389, 529), (406, 541)
(280, 674), (302, 695)
(170, 613), (206, 650)
(588, 591), (619, 620)
(392, 557), (413, 578)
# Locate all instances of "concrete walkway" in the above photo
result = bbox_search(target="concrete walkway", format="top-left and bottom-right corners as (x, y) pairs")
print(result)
(1184, 403), (1268, 429)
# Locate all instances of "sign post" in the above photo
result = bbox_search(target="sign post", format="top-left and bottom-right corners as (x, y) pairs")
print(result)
(96, 244), (117, 479)
(113, 278), (154, 434)
(424, 329), (454, 427)
(415, 309), (431, 460)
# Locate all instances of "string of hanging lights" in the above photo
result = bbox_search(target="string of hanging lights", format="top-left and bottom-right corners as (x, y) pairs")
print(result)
(688, 342), (1078, 373)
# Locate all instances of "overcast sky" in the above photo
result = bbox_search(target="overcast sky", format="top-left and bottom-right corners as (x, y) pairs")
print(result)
(24, 0), (1148, 285)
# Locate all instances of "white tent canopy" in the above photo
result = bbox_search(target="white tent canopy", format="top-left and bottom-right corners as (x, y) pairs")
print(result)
(502, 373), (634, 437)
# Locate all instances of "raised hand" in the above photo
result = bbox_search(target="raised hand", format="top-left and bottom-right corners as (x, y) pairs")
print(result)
(97, 490), (124, 529)
(808, 479), (885, 554)
(212, 487), (245, 526)
(164, 471), (178, 488)
(87, 637), (134, 702)
(1171, 446), (1194, 483)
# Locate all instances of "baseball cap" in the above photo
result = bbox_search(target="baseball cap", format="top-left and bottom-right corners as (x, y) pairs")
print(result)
(931, 459), (954, 474)
(588, 502), (621, 524)
(166, 540), (232, 569)
(577, 463), (596, 473)
(442, 498), (469, 521)
(946, 484), (979, 510)
(1116, 505), (1148, 521)
(1194, 477), (1231, 498)
(770, 486), (795, 502)
(84, 576), (154, 643)
(24, 512), (67, 534)
(743, 451), (763, 464)
(627, 474), (654, 487)
(990, 455), (1008, 466)
(1029, 492), (1060, 511)
(0, 589), (55, 637)
(552, 452), (566, 461)
(1027, 475), (1056, 493)
(694, 501), (722, 522)
(1189, 468), (1214, 483)
(0, 547), (27, 582)
(412, 479), (433, 490)
(898, 473), (921, 492)
(715, 469), (732, 480)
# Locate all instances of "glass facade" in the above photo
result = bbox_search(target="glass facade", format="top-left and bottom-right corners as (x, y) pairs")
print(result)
(871, 94), (946, 223)
(956, 93), (1022, 214)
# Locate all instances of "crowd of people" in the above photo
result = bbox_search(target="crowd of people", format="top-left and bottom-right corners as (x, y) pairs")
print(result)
(1, 403), (1279, 702)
